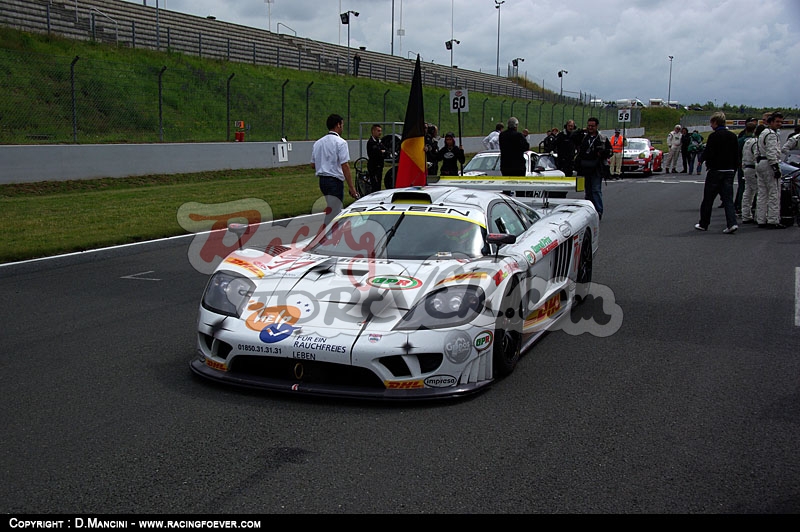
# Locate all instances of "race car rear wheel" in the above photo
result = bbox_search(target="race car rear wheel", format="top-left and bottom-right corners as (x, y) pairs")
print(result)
(574, 231), (593, 304)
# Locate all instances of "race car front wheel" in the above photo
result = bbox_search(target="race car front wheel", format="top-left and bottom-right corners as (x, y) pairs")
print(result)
(574, 231), (593, 304)
(493, 277), (523, 377)
(493, 327), (521, 377)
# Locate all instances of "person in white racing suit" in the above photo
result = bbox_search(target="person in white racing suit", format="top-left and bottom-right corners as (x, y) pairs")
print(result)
(665, 124), (683, 173)
(781, 125), (800, 162)
(755, 112), (785, 229)
(739, 122), (760, 224)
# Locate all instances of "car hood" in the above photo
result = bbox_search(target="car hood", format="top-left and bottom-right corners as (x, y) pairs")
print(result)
(219, 247), (503, 333)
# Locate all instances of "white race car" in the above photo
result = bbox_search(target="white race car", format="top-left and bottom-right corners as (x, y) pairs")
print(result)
(458, 150), (571, 197)
(191, 184), (599, 400)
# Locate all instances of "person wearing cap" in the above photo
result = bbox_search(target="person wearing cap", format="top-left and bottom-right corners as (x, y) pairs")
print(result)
(498, 116), (529, 177)
(609, 128), (624, 180)
(436, 131), (465, 176)
(665, 124), (683, 173)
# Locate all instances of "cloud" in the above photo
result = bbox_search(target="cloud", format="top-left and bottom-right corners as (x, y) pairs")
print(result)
(130, 0), (800, 109)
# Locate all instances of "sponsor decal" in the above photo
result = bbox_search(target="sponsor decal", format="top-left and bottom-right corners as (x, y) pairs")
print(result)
(385, 379), (425, 390)
(223, 256), (265, 278)
(525, 294), (562, 325)
(259, 322), (295, 343)
(292, 335), (347, 354)
(473, 330), (494, 351)
(245, 304), (302, 332)
(424, 375), (458, 388)
(367, 276), (423, 290)
(435, 272), (489, 286)
(524, 250), (536, 265)
(205, 358), (228, 372)
(492, 263), (519, 286)
(444, 331), (472, 364)
(368, 334), (382, 343)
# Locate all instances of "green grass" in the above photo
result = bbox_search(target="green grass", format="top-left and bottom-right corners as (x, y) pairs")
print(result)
(0, 166), (330, 263)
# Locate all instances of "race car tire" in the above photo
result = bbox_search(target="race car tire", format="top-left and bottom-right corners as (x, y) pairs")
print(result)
(493, 277), (523, 377)
(492, 327), (521, 378)
(574, 231), (593, 305)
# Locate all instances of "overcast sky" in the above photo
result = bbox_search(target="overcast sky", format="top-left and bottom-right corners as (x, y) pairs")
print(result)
(131, 0), (800, 110)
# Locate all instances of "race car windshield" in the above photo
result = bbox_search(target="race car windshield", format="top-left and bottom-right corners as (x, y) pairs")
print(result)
(306, 213), (486, 260)
(627, 140), (648, 151)
(463, 154), (499, 172)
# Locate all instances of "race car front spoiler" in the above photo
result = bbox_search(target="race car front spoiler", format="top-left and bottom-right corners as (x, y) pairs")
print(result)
(189, 356), (491, 402)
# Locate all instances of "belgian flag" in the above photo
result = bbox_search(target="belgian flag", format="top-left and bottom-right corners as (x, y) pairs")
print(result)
(395, 55), (427, 187)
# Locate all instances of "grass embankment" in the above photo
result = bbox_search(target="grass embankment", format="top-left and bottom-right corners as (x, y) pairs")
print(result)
(0, 166), (325, 263)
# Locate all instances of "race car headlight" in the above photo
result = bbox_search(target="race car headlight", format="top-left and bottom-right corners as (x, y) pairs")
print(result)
(395, 285), (485, 330)
(202, 271), (256, 317)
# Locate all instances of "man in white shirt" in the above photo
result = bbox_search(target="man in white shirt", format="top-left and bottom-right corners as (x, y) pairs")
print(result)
(311, 113), (359, 225)
(482, 122), (503, 150)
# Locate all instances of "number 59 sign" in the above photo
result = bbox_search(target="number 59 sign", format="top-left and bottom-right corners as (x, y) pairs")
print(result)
(450, 89), (469, 113)
(618, 108), (631, 123)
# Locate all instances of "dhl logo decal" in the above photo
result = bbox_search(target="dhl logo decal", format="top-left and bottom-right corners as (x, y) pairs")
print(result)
(385, 380), (425, 390)
(525, 294), (562, 326)
(205, 358), (228, 372)
(224, 256), (265, 278)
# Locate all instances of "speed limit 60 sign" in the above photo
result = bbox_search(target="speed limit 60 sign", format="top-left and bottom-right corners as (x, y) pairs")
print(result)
(618, 108), (631, 123)
(450, 89), (469, 113)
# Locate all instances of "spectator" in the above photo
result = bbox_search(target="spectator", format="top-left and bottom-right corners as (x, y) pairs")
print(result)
(424, 124), (440, 176)
(694, 111), (739, 234)
(352, 53), (361, 77)
(665, 124), (683, 173)
(739, 122), (760, 224)
(680, 126), (690, 173)
(436, 131), (465, 176)
(574, 116), (611, 219)
(540, 127), (559, 153)
(687, 130), (704, 174)
(482, 122), (504, 150)
(310, 113), (358, 226)
(755, 111), (785, 229)
(366, 124), (387, 193)
(554, 119), (579, 177)
(498, 116), (529, 177)
(609, 128), (624, 180)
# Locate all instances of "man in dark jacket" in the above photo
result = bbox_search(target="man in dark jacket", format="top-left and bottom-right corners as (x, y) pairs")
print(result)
(498, 116), (529, 176)
(366, 124), (387, 192)
(695, 111), (739, 233)
(574, 117), (611, 219)
(554, 119), (578, 176)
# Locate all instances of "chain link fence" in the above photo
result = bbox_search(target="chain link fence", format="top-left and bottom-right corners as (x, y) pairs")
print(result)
(0, 47), (639, 145)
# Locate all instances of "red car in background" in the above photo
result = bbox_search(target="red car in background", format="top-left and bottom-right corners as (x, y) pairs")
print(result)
(622, 137), (663, 176)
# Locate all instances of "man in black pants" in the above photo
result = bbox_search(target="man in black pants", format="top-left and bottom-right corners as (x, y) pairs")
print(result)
(695, 111), (739, 234)
(366, 124), (386, 193)
(574, 117), (610, 220)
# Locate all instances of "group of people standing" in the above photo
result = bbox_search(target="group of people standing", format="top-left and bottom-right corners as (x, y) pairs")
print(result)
(549, 117), (612, 219)
(695, 110), (789, 233)
(665, 124), (705, 174)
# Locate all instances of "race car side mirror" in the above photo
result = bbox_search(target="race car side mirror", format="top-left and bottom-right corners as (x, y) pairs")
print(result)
(228, 223), (249, 250)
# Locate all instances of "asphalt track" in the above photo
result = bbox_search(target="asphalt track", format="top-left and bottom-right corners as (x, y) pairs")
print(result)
(1, 174), (799, 514)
